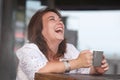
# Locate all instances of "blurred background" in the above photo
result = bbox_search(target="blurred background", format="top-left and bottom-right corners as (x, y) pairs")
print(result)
(0, 0), (120, 80)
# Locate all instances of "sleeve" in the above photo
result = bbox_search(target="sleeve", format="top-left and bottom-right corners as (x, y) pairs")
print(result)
(65, 43), (90, 74)
(16, 45), (48, 80)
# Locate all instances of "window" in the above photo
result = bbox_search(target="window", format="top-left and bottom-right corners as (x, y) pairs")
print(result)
(61, 10), (120, 59)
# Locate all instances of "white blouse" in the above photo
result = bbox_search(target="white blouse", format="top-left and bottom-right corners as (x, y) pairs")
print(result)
(16, 43), (90, 80)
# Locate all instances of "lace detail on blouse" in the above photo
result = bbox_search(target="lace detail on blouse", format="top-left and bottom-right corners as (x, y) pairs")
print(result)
(16, 43), (90, 80)
(16, 43), (48, 80)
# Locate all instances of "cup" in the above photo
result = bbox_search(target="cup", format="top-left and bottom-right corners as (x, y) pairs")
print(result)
(93, 51), (103, 67)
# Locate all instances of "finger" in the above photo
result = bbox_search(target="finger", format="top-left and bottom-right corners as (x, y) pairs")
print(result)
(82, 50), (90, 53)
(102, 55), (105, 59)
(101, 63), (109, 68)
(85, 50), (93, 55)
(103, 66), (109, 71)
(90, 55), (93, 59)
(102, 59), (107, 64)
(88, 62), (93, 67)
(87, 54), (93, 60)
(87, 60), (93, 67)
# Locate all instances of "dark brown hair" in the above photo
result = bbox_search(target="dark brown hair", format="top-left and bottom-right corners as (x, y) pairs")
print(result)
(27, 7), (66, 59)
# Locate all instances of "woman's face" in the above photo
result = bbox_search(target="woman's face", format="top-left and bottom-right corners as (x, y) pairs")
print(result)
(42, 11), (64, 43)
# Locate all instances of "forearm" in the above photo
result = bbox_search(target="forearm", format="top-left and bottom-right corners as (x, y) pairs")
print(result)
(38, 50), (93, 74)
(39, 61), (65, 73)
(38, 59), (81, 73)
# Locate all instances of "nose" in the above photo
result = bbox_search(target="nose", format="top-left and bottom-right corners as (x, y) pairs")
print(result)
(57, 21), (64, 29)
(57, 18), (64, 25)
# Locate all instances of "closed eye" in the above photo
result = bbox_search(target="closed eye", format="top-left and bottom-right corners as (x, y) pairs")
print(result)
(48, 16), (55, 21)
(48, 16), (63, 22)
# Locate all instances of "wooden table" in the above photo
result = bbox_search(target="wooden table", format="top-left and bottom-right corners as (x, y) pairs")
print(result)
(35, 73), (120, 80)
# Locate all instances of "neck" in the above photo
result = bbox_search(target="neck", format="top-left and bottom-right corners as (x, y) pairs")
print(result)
(47, 42), (59, 61)
(48, 41), (59, 54)
(46, 39), (62, 61)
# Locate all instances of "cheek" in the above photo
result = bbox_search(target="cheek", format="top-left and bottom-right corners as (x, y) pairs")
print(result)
(42, 22), (55, 36)
(46, 24), (55, 34)
(41, 30), (45, 37)
(42, 27), (48, 37)
(42, 28), (53, 37)
(48, 29), (55, 36)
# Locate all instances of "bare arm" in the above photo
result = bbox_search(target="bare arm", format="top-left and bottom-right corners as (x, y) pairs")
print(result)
(39, 50), (93, 73)
(39, 59), (80, 73)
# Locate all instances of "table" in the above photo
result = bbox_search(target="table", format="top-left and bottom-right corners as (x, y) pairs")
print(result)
(35, 73), (120, 80)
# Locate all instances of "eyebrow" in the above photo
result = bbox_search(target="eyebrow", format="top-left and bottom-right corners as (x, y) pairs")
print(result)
(48, 16), (55, 19)
(47, 15), (62, 20)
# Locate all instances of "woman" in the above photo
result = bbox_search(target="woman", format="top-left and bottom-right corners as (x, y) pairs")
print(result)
(16, 7), (109, 80)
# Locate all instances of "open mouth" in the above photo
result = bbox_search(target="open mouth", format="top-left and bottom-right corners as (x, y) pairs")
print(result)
(55, 27), (64, 33)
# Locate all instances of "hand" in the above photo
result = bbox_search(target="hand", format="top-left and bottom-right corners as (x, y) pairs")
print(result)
(76, 50), (93, 68)
(94, 57), (109, 74)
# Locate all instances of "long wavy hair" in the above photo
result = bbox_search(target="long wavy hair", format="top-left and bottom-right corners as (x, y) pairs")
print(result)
(27, 7), (66, 60)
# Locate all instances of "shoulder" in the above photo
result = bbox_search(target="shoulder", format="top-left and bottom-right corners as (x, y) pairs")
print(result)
(16, 43), (48, 79)
(16, 43), (39, 55)
(17, 43), (39, 52)
(16, 43), (45, 60)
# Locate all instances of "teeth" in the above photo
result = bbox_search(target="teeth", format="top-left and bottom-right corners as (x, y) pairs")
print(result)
(56, 28), (62, 31)
(55, 27), (63, 32)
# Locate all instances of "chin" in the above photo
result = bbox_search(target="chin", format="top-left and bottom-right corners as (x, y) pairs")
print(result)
(56, 37), (64, 42)
(58, 38), (64, 41)
(56, 35), (64, 39)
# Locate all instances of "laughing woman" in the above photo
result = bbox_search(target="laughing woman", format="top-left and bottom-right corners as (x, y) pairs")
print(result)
(16, 7), (109, 80)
